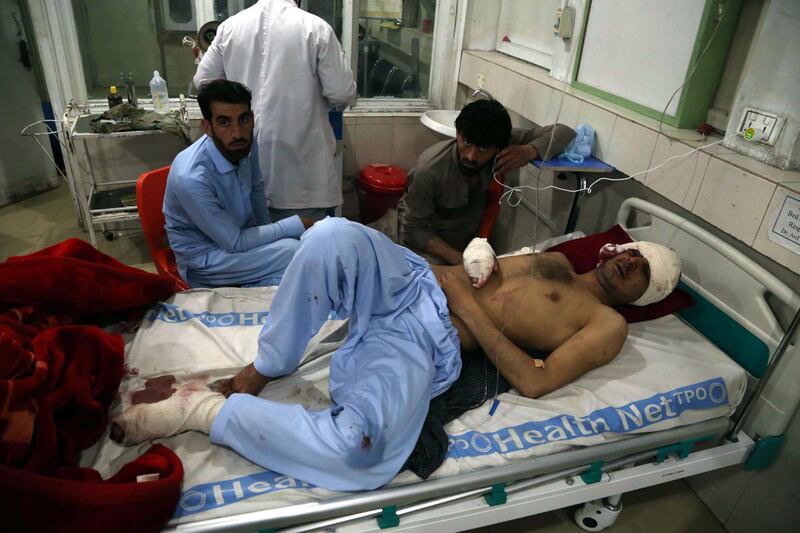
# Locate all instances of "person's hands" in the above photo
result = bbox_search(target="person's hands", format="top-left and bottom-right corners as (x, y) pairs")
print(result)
(216, 363), (270, 398)
(494, 144), (538, 178)
(299, 217), (316, 230)
(437, 268), (478, 315)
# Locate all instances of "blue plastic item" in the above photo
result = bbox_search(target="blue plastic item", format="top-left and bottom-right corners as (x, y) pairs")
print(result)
(560, 123), (596, 163)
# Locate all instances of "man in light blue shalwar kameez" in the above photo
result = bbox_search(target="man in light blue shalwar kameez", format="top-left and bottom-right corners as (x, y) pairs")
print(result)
(163, 80), (311, 288)
(210, 217), (462, 489)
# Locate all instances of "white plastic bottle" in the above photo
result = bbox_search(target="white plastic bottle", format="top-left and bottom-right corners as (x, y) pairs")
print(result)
(150, 71), (171, 114)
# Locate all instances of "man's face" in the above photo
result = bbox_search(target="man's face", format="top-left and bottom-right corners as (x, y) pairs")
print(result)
(201, 101), (254, 163)
(595, 249), (651, 304)
(456, 133), (498, 176)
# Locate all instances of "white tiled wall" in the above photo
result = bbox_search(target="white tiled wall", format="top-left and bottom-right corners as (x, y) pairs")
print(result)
(459, 50), (800, 273)
(342, 114), (448, 177)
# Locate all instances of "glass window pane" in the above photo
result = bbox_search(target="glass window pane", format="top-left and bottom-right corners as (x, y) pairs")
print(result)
(357, 0), (436, 99)
(73, 0), (201, 99)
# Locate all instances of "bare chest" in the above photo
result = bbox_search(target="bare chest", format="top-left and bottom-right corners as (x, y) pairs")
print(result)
(474, 272), (595, 352)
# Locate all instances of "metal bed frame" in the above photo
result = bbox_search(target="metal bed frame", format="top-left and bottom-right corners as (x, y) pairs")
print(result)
(162, 198), (798, 532)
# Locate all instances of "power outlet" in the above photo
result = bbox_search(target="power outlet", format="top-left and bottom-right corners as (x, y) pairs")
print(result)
(476, 73), (486, 89)
(739, 107), (783, 145)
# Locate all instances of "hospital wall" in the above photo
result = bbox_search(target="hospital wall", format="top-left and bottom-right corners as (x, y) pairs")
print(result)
(723, 0), (800, 170)
(0, 0), (57, 206)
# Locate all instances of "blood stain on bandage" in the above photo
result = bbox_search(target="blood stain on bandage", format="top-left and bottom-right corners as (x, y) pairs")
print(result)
(131, 374), (178, 405)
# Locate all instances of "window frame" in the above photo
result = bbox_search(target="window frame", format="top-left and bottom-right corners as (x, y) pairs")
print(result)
(27, 0), (462, 120)
(494, 0), (561, 70)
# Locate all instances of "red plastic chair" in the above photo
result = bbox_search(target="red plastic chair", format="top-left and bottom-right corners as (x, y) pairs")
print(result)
(136, 166), (190, 290)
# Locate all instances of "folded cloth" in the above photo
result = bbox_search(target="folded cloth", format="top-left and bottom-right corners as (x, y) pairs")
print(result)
(90, 103), (190, 144)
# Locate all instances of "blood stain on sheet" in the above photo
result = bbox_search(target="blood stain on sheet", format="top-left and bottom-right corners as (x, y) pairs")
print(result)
(131, 374), (178, 405)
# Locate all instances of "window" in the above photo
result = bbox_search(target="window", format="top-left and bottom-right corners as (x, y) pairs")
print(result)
(496, 0), (560, 69)
(355, 0), (437, 99)
(43, 0), (451, 110)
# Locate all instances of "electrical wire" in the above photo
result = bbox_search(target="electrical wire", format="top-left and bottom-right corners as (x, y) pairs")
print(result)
(493, 130), (744, 202)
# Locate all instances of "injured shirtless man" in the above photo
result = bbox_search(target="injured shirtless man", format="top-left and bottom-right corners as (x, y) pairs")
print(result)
(112, 219), (680, 491)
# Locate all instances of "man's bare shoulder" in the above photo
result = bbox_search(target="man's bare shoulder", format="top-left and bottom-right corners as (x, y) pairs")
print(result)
(584, 306), (628, 364)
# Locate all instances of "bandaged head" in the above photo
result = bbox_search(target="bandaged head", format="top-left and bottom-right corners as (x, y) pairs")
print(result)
(599, 241), (681, 306)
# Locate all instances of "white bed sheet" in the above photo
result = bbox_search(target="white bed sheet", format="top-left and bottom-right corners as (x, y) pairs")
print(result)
(82, 287), (746, 525)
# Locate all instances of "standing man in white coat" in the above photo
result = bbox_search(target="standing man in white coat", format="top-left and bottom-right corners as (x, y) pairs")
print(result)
(194, 0), (357, 222)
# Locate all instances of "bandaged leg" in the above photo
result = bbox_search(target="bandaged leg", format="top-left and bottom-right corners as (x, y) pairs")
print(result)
(463, 237), (496, 287)
(111, 382), (226, 445)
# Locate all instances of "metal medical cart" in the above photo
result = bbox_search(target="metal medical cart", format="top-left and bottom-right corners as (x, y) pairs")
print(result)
(62, 103), (188, 246)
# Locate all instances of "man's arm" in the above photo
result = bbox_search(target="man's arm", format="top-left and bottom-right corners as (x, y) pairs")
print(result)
(316, 24), (357, 108)
(439, 270), (627, 398)
(193, 24), (227, 88)
(402, 168), (462, 264)
(249, 136), (270, 225)
(493, 124), (577, 177)
(423, 236), (463, 266)
(178, 173), (304, 253)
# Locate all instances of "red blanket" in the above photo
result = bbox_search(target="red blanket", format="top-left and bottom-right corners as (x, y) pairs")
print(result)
(0, 239), (182, 531)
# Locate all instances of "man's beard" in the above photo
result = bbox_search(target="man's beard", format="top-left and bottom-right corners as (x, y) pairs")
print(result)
(212, 137), (251, 163)
(458, 159), (482, 176)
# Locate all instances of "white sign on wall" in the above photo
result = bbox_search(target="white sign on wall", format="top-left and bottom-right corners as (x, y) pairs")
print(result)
(768, 193), (800, 256)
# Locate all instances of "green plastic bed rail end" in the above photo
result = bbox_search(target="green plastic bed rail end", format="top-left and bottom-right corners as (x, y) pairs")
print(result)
(484, 483), (507, 506)
(677, 282), (769, 378)
(745, 435), (786, 471)
(656, 434), (716, 463)
(377, 505), (400, 529)
(580, 461), (603, 484)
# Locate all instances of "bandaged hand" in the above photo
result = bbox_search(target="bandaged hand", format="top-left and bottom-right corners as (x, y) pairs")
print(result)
(463, 237), (497, 288)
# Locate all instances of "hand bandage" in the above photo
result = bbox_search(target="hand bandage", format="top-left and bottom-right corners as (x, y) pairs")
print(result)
(111, 381), (226, 445)
(463, 238), (496, 285)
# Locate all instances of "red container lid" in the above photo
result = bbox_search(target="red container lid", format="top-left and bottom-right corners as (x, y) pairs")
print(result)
(358, 164), (408, 193)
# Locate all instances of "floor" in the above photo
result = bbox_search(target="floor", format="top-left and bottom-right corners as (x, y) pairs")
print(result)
(0, 183), (728, 533)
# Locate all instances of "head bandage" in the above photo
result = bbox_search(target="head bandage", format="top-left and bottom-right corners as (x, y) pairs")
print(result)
(603, 241), (681, 306)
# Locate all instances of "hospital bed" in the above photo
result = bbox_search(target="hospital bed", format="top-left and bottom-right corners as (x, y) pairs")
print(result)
(81, 198), (800, 532)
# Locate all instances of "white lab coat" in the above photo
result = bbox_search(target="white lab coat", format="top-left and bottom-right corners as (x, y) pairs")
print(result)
(195, 0), (357, 209)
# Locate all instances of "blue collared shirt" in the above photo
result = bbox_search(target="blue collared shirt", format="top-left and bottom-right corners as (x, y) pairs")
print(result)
(163, 135), (304, 273)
